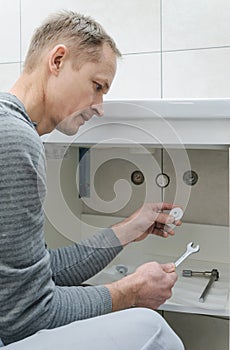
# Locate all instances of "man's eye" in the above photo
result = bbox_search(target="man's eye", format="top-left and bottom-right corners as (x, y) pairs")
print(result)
(94, 82), (103, 91)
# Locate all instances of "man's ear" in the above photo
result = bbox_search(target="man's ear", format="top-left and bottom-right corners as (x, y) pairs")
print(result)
(48, 45), (68, 75)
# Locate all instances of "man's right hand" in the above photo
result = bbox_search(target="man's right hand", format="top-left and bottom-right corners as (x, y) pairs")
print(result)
(105, 261), (177, 311)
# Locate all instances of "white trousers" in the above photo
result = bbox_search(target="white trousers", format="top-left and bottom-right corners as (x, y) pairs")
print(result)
(3, 308), (184, 350)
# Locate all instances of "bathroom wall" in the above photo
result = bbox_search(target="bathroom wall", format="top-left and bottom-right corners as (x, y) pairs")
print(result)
(80, 147), (229, 226)
(1, 2), (229, 350)
(0, 0), (230, 98)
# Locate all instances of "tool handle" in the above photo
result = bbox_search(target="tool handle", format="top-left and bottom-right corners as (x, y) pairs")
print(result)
(199, 275), (216, 303)
(175, 251), (191, 267)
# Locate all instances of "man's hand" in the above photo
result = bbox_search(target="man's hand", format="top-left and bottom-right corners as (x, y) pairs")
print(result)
(112, 202), (182, 246)
(105, 261), (177, 311)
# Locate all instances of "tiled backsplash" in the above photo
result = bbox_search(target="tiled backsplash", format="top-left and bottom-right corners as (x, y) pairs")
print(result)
(162, 0), (230, 50)
(0, 0), (230, 98)
(0, 0), (20, 63)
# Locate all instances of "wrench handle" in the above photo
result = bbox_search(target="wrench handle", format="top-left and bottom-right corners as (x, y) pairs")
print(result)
(175, 251), (192, 267)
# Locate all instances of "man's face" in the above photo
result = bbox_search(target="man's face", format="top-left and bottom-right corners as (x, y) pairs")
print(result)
(46, 44), (117, 135)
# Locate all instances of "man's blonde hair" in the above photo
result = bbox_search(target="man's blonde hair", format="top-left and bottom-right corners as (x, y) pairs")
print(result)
(24, 10), (121, 72)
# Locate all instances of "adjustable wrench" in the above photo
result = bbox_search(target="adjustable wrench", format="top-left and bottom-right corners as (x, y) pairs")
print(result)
(175, 242), (200, 267)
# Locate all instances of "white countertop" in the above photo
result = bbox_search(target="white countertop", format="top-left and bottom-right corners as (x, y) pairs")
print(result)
(86, 256), (229, 317)
(159, 257), (229, 316)
(42, 98), (230, 146)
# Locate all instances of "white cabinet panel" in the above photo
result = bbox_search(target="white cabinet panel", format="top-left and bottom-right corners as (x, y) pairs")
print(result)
(0, 63), (20, 91)
(21, 0), (160, 60)
(165, 312), (229, 350)
(163, 48), (230, 98)
(106, 53), (161, 99)
(162, 0), (230, 51)
(0, 0), (20, 63)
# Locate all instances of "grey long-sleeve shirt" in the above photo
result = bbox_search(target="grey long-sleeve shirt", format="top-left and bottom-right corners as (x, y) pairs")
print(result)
(0, 93), (123, 345)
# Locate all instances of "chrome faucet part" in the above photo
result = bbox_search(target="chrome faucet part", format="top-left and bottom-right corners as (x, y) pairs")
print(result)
(199, 269), (219, 303)
(182, 269), (213, 277)
(175, 242), (200, 268)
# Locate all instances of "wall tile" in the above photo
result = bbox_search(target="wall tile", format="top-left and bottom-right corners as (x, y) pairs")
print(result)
(21, 0), (160, 60)
(21, 0), (69, 59)
(20, 0), (230, 99)
(162, 48), (230, 98)
(106, 53), (161, 100)
(0, 0), (20, 63)
(162, 0), (230, 51)
(0, 63), (20, 91)
(72, 0), (161, 54)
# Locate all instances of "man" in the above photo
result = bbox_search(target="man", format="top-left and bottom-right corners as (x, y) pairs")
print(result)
(0, 10), (184, 350)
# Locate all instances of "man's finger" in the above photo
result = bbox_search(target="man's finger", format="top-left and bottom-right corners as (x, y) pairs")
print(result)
(161, 263), (176, 273)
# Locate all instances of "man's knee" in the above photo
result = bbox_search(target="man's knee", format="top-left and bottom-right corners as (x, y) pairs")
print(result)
(130, 308), (184, 350)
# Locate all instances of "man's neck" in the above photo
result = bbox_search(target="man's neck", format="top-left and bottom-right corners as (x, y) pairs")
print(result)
(9, 72), (50, 135)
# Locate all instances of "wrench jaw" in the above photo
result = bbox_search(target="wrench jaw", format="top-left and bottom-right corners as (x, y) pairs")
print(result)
(175, 241), (200, 267)
(188, 241), (200, 253)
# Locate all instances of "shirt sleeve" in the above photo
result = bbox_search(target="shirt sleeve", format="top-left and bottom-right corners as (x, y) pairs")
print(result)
(49, 228), (123, 286)
(0, 116), (122, 345)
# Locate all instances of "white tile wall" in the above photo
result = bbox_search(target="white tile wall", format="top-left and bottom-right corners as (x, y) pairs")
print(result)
(0, 63), (20, 91)
(0, 0), (20, 63)
(163, 48), (230, 98)
(106, 53), (161, 100)
(162, 0), (230, 51)
(70, 0), (161, 54)
(1, 0), (230, 98)
(20, 0), (76, 59)
(20, 0), (160, 60)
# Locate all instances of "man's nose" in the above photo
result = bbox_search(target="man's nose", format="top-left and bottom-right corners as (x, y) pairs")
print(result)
(91, 103), (104, 117)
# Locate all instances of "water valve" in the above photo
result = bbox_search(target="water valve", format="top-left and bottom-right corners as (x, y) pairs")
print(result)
(183, 170), (198, 186)
(115, 264), (128, 276)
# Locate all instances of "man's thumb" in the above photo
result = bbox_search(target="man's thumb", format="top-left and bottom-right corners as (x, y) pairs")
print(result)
(161, 263), (176, 273)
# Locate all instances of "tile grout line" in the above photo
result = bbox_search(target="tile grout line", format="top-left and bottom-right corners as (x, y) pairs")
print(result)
(122, 45), (230, 57)
(0, 61), (21, 65)
(0, 40), (229, 66)
(160, 0), (163, 99)
(19, 0), (22, 73)
(160, 0), (164, 202)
